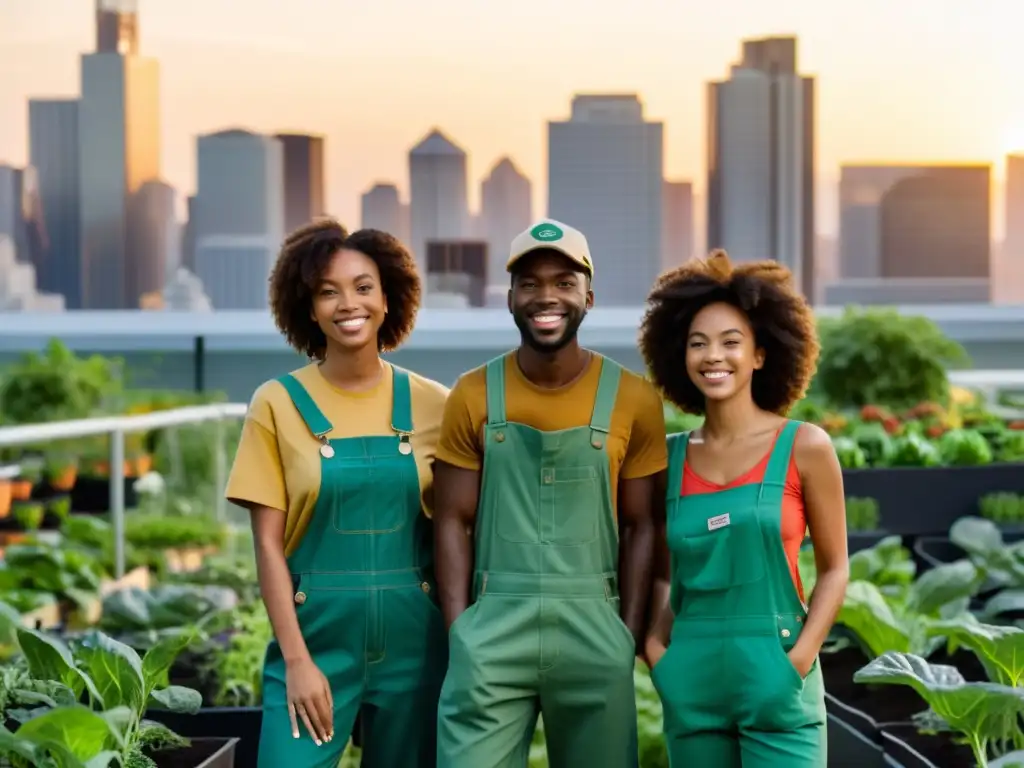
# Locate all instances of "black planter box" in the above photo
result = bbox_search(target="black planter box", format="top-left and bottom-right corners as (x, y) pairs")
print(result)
(842, 464), (1024, 536)
(148, 708), (259, 768)
(152, 737), (238, 768)
(825, 697), (885, 767)
(70, 474), (139, 513)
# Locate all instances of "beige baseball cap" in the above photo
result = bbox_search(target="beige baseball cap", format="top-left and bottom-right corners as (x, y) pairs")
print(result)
(506, 219), (594, 278)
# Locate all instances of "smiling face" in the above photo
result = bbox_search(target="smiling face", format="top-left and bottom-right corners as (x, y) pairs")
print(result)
(508, 249), (593, 353)
(311, 248), (387, 353)
(685, 301), (765, 404)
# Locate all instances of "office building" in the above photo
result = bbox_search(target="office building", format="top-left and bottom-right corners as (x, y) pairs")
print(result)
(78, 0), (161, 308)
(706, 36), (815, 296)
(28, 98), (81, 306)
(194, 129), (285, 309)
(548, 94), (663, 305)
(274, 133), (325, 233)
(408, 129), (469, 276)
(480, 157), (532, 289)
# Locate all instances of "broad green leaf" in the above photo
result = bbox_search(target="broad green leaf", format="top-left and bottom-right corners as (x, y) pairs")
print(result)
(836, 581), (910, 657)
(928, 615), (1024, 687)
(854, 652), (1024, 750)
(148, 684), (202, 714)
(982, 589), (1024, 620)
(16, 627), (104, 708)
(950, 516), (1004, 557)
(141, 629), (194, 696)
(76, 631), (145, 712)
(16, 705), (116, 763)
(906, 559), (981, 615)
(992, 751), (1024, 767)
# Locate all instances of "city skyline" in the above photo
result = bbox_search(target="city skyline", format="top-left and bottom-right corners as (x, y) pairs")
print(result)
(0, 0), (1017, 235)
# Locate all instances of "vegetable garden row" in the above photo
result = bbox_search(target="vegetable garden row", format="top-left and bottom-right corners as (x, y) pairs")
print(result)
(0, 308), (1022, 767)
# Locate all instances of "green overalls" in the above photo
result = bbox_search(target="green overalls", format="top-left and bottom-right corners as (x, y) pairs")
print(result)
(651, 420), (826, 767)
(436, 354), (639, 768)
(258, 367), (448, 768)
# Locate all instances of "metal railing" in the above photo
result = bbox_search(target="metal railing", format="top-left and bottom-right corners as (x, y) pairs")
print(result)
(0, 403), (247, 578)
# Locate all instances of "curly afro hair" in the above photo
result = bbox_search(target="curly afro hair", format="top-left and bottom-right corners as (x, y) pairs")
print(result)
(638, 249), (819, 416)
(269, 217), (422, 359)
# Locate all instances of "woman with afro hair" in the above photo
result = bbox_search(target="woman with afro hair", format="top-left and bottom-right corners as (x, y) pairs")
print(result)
(225, 218), (450, 767)
(639, 250), (848, 767)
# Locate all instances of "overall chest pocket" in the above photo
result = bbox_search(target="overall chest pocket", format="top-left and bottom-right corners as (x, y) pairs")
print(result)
(535, 465), (601, 546)
(330, 457), (416, 535)
(670, 510), (765, 591)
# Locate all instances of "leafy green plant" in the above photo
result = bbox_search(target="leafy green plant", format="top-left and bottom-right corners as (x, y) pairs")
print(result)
(0, 621), (201, 767)
(816, 307), (969, 410)
(980, 494), (1024, 527)
(846, 497), (880, 532)
(836, 558), (981, 659)
(855, 652), (1024, 767)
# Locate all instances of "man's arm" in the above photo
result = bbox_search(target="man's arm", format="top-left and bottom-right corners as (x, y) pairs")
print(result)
(434, 461), (480, 629)
(616, 378), (669, 646)
(431, 378), (484, 630)
(618, 470), (665, 646)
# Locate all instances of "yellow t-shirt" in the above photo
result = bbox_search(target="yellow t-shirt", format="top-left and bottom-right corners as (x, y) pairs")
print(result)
(225, 362), (449, 556)
(436, 352), (668, 508)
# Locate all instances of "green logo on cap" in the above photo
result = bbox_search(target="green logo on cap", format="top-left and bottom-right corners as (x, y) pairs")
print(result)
(530, 222), (564, 242)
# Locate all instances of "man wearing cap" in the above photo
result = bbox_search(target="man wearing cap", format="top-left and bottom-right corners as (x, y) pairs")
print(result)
(432, 219), (667, 767)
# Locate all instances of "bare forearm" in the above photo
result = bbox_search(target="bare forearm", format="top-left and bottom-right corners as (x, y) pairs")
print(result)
(619, 516), (655, 643)
(794, 568), (848, 659)
(255, 541), (310, 665)
(435, 517), (474, 629)
(647, 577), (673, 643)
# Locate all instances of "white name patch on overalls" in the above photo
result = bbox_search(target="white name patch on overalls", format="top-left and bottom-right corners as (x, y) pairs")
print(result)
(707, 513), (731, 531)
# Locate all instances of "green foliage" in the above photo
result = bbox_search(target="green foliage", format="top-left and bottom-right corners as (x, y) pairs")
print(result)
(816, 307), (970, 410)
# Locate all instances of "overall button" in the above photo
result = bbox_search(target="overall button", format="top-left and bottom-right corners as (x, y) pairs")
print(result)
(542, 471), (553, 484)
(494, 431), (505, 442)
(591, 438), (603, 448)
(294, 591), (307, 605)
(420, 582), (431, 593)
(780, 628), (791, 638)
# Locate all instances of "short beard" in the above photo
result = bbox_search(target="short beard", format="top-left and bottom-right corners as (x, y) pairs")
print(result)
(513, 307), (586, 353)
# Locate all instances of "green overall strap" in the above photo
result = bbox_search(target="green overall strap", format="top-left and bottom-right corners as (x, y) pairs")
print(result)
(484, 355), (508, 427)
(277, 374), (333, 439)
(588, 358), (621, 448)
(389, 365), (414, 434)
(666, 430), (690, 498)
(758, 420), (802, 505)
(666, 430), (690, 616)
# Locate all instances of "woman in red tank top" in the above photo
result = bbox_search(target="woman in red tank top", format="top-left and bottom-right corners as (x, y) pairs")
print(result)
(637, 250), (850, 766)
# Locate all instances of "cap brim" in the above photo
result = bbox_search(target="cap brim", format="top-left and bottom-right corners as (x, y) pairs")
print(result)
(507, 245), (592, 276)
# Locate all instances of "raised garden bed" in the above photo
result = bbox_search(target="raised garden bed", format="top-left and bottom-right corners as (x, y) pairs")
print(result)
(822, 646), (979, 767)
(148, 708), (260, 768)
(152, 736), (238, 768)
(842, 464), (1024, 536)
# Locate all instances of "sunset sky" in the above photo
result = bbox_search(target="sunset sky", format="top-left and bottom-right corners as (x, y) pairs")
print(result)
(0, 0), (1017, 235)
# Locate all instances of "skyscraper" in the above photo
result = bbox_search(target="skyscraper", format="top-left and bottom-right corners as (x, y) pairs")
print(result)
(480, 157), (532, 288)
(548, 94), (663, 305)
(29, 99), (81, 307)
(706, 36), (815, 297)
(274, 133), (325, 233)
(662, 180), (694, 269)
(79, 0), (161, 308)
(194, 129), (285, 309)
(361, 183), (408, 242)
(408, 129), (469, 276)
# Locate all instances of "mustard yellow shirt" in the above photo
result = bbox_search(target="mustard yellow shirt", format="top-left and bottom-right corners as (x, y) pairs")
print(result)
(225, 362), (449, 556)
(436, 353), (668, 510)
